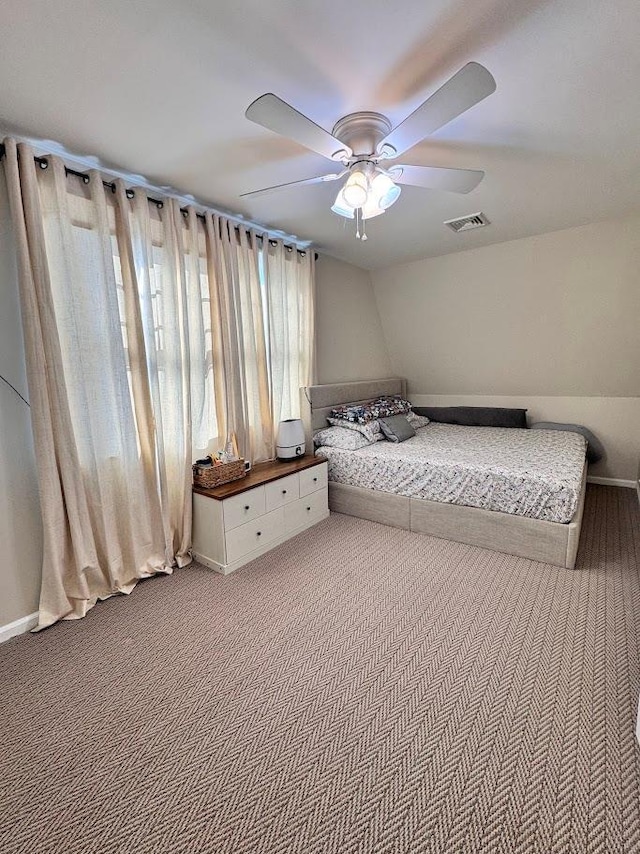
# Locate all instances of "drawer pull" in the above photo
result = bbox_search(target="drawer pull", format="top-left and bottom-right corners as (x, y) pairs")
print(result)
(244, 505), (250, 511)
(256, 531), (262, 537)
(306, 506), (311, 511)
(282, 489), (287, 495)
(313, 476), (318, 482)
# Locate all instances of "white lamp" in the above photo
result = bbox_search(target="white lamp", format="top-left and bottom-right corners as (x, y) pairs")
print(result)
(276, 418), (306, 460)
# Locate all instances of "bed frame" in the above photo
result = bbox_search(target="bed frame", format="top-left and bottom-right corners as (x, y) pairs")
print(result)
(300, 378), (586, 569)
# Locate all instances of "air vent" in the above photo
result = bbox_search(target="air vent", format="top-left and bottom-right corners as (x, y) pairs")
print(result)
(444, 212), (490, 233)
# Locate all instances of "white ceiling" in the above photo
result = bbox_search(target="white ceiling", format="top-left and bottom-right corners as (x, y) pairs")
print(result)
(1, 0), (639, 269)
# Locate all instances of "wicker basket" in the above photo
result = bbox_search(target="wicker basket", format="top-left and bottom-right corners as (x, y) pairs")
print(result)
(193, 458), (246, 489)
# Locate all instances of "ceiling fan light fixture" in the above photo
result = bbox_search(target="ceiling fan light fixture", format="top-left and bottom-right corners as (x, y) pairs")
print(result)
(331, 187), (355, 219)
(331, 165), (396, 233)
(381, 183), (401, 209)
(342, 169), (369, 208)
(370, 171), (401, 210)
(360, 197), (386, 220)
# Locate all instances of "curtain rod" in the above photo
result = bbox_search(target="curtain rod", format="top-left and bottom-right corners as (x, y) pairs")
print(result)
(0, 143), (316, 259)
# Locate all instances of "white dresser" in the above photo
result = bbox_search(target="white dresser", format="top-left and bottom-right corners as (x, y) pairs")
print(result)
(192, 457), (329, 574)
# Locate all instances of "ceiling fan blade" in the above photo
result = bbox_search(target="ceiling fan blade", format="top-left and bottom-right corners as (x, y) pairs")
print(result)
(391, 165), (485, 194)
(378, 63), (496, 158)
(246, 94), (352, 161)
(240, 171), (346, 199)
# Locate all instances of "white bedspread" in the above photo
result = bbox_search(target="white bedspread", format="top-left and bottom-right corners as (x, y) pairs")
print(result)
(317, 423), (586, 523)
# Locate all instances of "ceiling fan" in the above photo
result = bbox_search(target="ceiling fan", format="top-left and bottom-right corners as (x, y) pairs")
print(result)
(243, 62), (496, 240)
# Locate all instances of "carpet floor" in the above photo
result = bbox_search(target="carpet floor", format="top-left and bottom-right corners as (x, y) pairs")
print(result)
(2, 485), (640, 853)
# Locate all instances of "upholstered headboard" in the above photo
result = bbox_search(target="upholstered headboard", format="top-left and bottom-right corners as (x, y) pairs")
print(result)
(299, 378), (408, 444)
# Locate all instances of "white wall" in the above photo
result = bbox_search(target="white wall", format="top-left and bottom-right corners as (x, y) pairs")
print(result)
(315, 253), (391, 384)
(0, 177), (42, 627)
(372, 217), (640, 482)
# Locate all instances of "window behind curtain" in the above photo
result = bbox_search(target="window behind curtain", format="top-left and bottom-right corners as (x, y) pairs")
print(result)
(63, 177), (312, 463)
(109, 210), (219, 457)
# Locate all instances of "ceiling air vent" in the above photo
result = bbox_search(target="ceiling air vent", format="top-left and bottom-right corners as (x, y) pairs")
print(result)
(444, 212), (490, 233)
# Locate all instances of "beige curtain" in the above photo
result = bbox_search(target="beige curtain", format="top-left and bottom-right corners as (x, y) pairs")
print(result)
(264, 240), (316, 427)
(3, 141), (194, 628)
(204, 215), (273, 462)
(198, 213), (316, 462)
(3, 139), (315, 629)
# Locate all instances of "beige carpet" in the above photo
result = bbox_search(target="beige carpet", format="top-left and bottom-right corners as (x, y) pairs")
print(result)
(2, 484), (640, 854)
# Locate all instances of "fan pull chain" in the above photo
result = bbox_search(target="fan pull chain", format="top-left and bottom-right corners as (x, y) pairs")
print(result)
(361, 215), (368, 241)
(355, 208), (360, 240)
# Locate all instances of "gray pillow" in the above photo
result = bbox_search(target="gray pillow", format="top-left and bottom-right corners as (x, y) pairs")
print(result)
(379, 415), (416, 443)
(530, 422), (604, 463)
(413, 406), (527, 428)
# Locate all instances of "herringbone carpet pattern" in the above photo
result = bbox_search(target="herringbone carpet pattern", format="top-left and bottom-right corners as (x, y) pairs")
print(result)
(1, 485), (640, 853)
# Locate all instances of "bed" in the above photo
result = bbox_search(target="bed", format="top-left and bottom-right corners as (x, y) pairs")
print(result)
(299, 378), (587, 569)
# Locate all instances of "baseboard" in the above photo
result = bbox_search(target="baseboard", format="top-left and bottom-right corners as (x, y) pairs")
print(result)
(587, 476), (636, 489)
(0, 611), (38, 644)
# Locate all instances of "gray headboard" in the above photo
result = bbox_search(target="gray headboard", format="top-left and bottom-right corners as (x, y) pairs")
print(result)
(299, 377), (408, 444)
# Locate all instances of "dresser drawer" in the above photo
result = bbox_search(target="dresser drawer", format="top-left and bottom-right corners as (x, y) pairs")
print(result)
(286, 488), (328, 533)
(299, 463), (327, 497)
(223, 486), (266, 531)
(265, 473), (299, 512)
(225, 508), (284, 563)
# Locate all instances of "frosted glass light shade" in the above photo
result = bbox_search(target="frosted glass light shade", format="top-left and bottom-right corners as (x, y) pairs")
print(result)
(331, 187), (355, 218)
(361, 197), (386, 219)
(342, 170), (368, 207)
(276, 418), (306, 460)
(380, 183), (401, 208)
(370, 172), (401, 209)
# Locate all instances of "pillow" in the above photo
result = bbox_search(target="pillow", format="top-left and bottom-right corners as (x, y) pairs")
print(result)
(370, 395), (413, 417)
(313, 425), (373, 451)
(326, 417), (382, 444)
(379, 415), (416, 443)
(330, 395), (412, 425)
(530, 422), (604, 463)
(412, 406), (527, 429)
(406, 412), (430, 428)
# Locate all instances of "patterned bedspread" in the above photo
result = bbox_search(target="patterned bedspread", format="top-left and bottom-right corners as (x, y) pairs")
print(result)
(316, 423), (586, 523)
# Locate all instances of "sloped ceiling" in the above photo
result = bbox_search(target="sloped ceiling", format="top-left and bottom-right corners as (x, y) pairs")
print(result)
(1, 0), (639, 269)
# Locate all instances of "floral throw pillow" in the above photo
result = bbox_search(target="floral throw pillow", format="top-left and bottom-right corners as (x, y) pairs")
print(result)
(407, 412), (430, 428)
(313, 425), (374, 451)
(326, 417), (382, 444)
(329, 396), (413, 425)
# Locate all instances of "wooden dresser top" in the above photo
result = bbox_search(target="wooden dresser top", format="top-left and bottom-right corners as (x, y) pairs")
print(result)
(193, 455), (326, 500)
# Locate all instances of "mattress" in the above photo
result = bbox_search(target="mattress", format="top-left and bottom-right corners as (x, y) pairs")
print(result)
(316, 422), (586, 523)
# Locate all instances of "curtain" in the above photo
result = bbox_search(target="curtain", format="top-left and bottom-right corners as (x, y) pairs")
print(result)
(197, 213), (316, 461)
(264, 240), (316, 428)
(2, 139), (315, 629)
(204, 215), (273, 462)
(3, 140), (192, 628)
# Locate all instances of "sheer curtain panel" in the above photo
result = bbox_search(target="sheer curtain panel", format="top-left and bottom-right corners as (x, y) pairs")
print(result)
(203, 215), (275, 462)
(264, 240), (315, 430)
(3, 141), (193, 628)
